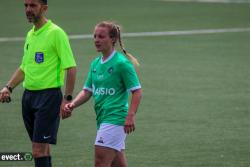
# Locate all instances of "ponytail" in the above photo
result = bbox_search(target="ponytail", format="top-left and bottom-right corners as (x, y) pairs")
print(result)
(116, 26), (140, 66)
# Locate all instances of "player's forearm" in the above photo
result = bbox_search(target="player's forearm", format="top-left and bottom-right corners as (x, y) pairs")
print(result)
(72, 90), (92, 108)
(6, 68), (25, 90)
(128, 89), (142, 116)
(64, 67), (76, 95)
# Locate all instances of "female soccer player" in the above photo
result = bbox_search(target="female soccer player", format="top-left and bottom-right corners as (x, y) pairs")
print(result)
(63, 21), (142, 167)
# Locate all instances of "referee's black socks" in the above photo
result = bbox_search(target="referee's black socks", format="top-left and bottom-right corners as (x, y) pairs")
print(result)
(34, 156), (51, 167)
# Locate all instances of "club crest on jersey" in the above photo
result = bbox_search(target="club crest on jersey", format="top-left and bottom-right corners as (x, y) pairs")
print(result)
(108, 67), (113, 74)
(35, 52), (44, 63)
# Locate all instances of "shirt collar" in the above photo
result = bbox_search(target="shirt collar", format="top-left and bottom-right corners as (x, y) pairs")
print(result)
(101, 50), (116, 64)
(32, 20), (52, 36)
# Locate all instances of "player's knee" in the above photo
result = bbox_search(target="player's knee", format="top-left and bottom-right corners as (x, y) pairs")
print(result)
(111, 156), (127, 167)
(113, 162), (127, 167)
(95, 155), (104, 167)
(95, 153), (109, 167)
(95, 159), (101, 167)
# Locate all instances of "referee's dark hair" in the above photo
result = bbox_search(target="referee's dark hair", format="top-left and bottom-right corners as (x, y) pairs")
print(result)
(39, 0), (47, 5)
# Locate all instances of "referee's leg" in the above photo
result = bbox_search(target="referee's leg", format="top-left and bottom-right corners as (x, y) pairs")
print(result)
(22, 88), (62, 167)
(32, 89), (61, 167)
(32, 143), (51, 167)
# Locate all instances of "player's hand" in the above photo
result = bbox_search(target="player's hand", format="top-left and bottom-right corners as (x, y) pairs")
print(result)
(60, 100), (75, 119)
(64, 102), (75, 112)
(60, 99), (71, 119)
(124, 113), (136, 134)
(0, 87), (11, 103)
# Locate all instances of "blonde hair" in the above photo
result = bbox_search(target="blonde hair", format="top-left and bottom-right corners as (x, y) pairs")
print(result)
(95, 21), (139, 66)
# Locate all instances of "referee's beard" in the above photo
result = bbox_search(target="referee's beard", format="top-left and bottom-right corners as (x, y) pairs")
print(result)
(26, 13), (41, 24)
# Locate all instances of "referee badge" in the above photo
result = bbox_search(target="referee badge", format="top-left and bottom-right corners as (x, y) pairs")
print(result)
(35, 52), (44, 63)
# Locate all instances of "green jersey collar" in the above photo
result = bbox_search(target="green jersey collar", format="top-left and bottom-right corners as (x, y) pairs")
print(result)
(101, 50), (116, 64)
(32, 20), (52, 36)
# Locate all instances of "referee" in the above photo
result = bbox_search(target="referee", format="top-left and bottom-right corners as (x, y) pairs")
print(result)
(0, 0), (76, 167)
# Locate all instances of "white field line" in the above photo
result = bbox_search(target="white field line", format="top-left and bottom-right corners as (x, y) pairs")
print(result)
(1, 27), (250, 42)
(160, 0), (250, 3)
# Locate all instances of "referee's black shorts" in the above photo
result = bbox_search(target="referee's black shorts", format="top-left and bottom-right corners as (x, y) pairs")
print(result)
(22, 88), (62, 144)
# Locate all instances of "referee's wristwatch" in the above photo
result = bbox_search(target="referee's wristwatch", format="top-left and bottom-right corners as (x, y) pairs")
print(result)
(5, 85), (13, 93)
(64, 95), (73, 101)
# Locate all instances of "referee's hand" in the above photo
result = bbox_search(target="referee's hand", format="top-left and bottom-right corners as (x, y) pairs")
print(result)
(0, 87), (11, 103)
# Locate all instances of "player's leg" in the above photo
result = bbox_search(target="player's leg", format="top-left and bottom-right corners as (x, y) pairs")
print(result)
(95, 145), (117, 167)
(111, 150), (128, 167)
(94, 123), (127, 167)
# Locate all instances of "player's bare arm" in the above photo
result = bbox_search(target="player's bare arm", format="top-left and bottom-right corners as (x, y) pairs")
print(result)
(124, 88), (142, 134)
(62, 89), (92, 119)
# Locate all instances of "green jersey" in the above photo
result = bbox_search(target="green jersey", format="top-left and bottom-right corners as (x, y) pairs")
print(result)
(20, 20), (76, 90)
(84, 51), (141, 128)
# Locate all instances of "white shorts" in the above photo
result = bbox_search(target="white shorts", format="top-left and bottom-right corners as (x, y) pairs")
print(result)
(94, 123), (127, 152)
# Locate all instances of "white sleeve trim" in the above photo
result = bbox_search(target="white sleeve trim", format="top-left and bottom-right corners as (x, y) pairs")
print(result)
(83, 86), (92, 92)
(127, 85), (141, 92)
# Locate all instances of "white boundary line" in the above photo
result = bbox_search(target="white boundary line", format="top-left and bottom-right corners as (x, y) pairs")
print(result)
(0, 27), (250, 42)
(160, 0), (250, 3)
